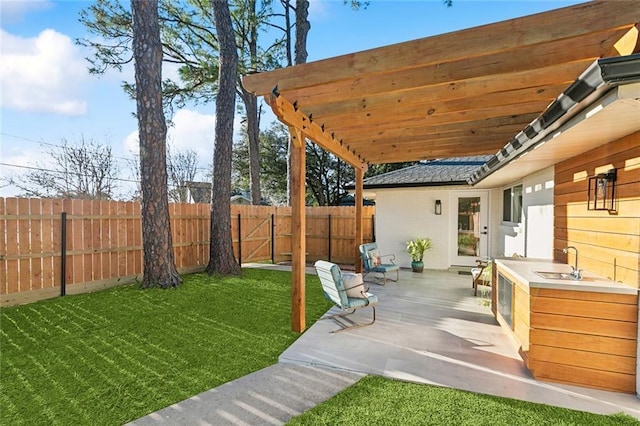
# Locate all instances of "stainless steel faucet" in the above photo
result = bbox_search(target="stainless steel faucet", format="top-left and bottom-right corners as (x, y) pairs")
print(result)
(563, 246), (582, 280)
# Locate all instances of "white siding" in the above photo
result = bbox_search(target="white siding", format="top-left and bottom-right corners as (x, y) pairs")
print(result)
(374, 187), (452, 270)
(523, 166), (555, 259)
(370, 166), (554, 269)
(495, 166), (554, 259)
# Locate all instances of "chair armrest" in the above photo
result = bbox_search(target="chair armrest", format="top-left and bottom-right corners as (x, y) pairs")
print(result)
(380, 253), (396, 264)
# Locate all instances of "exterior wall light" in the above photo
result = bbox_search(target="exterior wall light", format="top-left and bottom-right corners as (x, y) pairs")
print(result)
(587, 168), (616, 211)
(435, 199), (442, 215)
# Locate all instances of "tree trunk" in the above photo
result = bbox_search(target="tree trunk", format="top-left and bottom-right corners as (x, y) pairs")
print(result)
(294, 0), (309, 65)
(245, 0), (261, 206)
(286, 0), (310, 206)
(206, 0), (241, 276)
(246, 93), (261, 205)
(132, 0), (181, 289)
(239, 89), (261, 207)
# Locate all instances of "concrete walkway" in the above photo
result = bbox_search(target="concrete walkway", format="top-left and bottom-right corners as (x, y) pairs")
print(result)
(129, 264), (640, 424)
(127, 364), (361, 426)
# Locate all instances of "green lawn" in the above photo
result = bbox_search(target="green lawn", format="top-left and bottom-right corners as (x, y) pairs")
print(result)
(0, 269), (332, 425)
(289, 375), (639, 426)
(2, 269), (638, 426)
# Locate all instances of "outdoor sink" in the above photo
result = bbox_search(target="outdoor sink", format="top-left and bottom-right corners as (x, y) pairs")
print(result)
(535, 271), (580, 281)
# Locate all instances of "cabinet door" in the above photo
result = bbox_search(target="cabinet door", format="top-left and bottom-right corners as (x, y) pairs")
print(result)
(497, 273), (513, 328)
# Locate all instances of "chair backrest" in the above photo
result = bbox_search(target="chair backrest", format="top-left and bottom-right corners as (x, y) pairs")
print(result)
(314, 260), (348, 307)
(359, 243), (379, 271)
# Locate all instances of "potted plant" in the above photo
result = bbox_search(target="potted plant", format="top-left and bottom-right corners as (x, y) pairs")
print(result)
(406, 237), (433, 273)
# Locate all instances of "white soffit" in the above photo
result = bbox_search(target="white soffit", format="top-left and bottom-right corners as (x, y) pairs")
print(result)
(475, 83), (640, 188)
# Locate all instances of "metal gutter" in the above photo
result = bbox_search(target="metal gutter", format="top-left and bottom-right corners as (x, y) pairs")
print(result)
(352, 180), (470, 190)
(468, 54), (640, 185)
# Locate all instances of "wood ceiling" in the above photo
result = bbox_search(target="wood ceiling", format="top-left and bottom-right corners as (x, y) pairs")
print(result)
(242, 1), (640, 169)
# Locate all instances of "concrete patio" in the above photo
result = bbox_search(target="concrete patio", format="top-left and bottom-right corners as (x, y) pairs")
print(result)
(281, 267), (640, 419)
(130, 265), (640, 424)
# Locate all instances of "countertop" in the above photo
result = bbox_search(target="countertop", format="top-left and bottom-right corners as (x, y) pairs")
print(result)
(495, 258), (638, 295)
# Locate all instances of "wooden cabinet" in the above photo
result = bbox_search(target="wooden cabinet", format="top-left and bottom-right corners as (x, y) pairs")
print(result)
(495, 259), (638, 394)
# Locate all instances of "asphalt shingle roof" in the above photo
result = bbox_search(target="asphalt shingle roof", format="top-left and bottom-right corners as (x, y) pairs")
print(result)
(359, 156), (492, 189)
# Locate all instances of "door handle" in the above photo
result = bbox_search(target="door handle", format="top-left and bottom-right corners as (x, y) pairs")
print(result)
(481, 231), (488, 235)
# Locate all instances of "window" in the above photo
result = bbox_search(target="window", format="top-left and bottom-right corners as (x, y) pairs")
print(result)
(502, 184), (522, 223)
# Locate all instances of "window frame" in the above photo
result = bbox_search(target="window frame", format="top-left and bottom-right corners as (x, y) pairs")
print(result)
(502, 184), (523, 224)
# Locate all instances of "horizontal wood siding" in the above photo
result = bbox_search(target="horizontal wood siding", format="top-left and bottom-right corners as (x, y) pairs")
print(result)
(0, 200), (374, 306)
(554, 131), (640, 287)
(528, 287), (637, 393)
(526, 360), (637, 393)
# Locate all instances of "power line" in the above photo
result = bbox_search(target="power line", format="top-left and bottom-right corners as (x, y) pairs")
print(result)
(1, 162), (209, 190)
(1, 132), (139, 164)
(0, 162), (140, 184)
(1, 131), (211, 172)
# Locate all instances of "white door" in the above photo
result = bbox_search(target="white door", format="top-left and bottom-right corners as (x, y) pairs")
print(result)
(450, 191), (489, 266)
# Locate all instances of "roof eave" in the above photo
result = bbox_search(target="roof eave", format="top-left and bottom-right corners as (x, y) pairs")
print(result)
(468, 54), (640, 185)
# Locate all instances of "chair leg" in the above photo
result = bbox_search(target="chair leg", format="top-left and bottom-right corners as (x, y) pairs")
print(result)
(363, 271), (384, 286)
(383, 269), (400, 284)
(364, 269), (399, 286)
(320, 306), (376, 333)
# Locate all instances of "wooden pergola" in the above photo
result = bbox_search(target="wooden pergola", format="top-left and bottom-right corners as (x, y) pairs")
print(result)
(242, 1), (640, 332)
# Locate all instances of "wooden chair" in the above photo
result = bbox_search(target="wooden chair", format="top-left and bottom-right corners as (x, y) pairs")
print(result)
(314, 260), (378, 333)
(358, 242), (400, 285)
(471, 258), (492, 296)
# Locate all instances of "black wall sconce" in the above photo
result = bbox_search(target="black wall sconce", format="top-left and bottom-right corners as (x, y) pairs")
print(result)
(435, 199), (442, 215)
(587, 168), (617, 211)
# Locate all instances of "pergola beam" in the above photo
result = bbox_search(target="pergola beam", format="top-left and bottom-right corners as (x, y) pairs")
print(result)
(243, 2), (637, 96)
(267, 92), (368, 172)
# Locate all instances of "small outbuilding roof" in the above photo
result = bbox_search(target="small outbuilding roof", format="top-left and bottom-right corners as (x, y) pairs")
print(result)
(347, 156), (492, 189)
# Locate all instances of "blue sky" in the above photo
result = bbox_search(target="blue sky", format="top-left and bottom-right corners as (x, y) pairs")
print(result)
(0, 0), (582, 198)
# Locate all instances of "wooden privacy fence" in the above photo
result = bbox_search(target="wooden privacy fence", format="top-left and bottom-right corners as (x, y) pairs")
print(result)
(0, 198), (375, 306)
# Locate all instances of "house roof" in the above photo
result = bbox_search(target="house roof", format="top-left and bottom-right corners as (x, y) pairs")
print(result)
(347, 156), (492, 189)
(242, 1), (640, 171)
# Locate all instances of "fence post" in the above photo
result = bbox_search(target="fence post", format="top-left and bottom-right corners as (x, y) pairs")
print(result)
(60, 212), (67, 297)
(328, 214), (332, 262)
(237, 213), (242, 265)
(271, 213), (275, 264)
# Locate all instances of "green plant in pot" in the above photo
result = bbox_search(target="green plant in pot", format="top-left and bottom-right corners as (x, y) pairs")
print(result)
(406, 237), (433, 273)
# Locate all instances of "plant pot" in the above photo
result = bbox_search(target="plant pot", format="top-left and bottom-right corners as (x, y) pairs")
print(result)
(411, 261), (424, 273)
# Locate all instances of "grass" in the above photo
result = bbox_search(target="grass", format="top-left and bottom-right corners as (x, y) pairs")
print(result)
(0, 268), (332, 425)
(2, 269), (638, 426)
(288, 375), (640, 426)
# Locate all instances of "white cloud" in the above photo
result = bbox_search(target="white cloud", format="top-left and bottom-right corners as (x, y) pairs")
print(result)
(168, 109), (216, 159)
(0, 0), (53, 25)
(124, 108), (217, 166)
(123, 108), (245, 170)
(0, 28), (88, 115)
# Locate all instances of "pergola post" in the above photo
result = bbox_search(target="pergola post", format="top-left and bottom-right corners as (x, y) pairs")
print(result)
(355, 167), (364, 273)
(290, 126), (306, 333)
